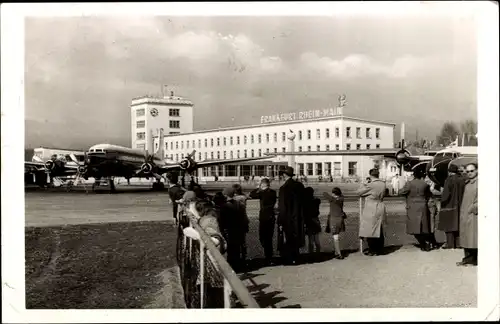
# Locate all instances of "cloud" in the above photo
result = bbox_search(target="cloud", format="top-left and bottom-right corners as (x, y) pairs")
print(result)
(300, 52), (434, 79)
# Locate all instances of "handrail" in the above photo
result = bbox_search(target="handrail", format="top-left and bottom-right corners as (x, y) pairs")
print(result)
(186, 202), (260, 308)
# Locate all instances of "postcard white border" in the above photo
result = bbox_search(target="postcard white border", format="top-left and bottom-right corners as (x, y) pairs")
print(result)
(2, 1), (499, 322)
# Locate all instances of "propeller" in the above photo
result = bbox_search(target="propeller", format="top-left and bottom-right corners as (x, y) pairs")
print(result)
(395, 124), (409, 176)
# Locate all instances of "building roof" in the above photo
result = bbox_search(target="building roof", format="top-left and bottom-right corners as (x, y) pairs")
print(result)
(130, 95), (193, 107)
(155, 115), (396, 138)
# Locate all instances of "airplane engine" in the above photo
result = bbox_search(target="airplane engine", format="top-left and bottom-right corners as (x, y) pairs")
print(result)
(141, 162), (153, 174)
(45, 160), (55, 170)
(179, 158), (194, 171)
(395, 149), (411, 168)
(78, 165), (87, 174)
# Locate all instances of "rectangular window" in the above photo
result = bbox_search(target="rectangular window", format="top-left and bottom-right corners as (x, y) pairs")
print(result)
(316, 145), (321, 151)
(316, 129), (320, 140)
(230, 151), (234, 159)
(237, 136), (240, 145)
(366, 144), (371, 150)
(348, 162), (358, 176)
(136, 120), (145, 128)
(366, 128), (371, 138)
(187, 141), (190, 149)
(176, 141), (179, 149)
(217, 137), (220, 146)
(298, 131), (302, 140)
(181, 141), (184, 150)
(356, 144), (361, 150)
(336, 144), (340, 150)
(307, 130), (311, 140)
(198, 152), (202, 160)
(136, 132), (145, 140)
(244, 136), (248, 145)
(237, 150), (240, 158)
(258, 134), (262, 144)
(244, 149), (247, 158)
(251, 149), (255, 157)
(266, 148), (270, 154)
(223, 137), (226, 146)
(325, 162), (332, 175)
(306, 163), (313, 176)
(198, 139), (201, 148)
(356, 127), (361, 139)
(307, 146), (311, 152)
(274, 148), (277, 153)
(192, 140), (195, 148)
(282, 132), (286, 142)
(136, 108), (145, 117)
(223, 151), (226, 159)
(298, 163), (305, 176)
(204, 152), (208, 160)
(226, 165), (237, 176)
(326, 144), (330, 151)
(217, 151), (220, 159)
(274, 133), (278, 142)
(316, 163), (322, 176)
(346, 144), (351, 150)
(335, 127), (340, 138)
(169, 108), (180, 117)
(251, 135), (255, 144)
(169, 120), (180, 129)
(282, 147), (286, 153)
(266, 133), (269, 143)
(211, 138), (214, 147)
(211, 152), (214, 159)
(334, 162), (341, 176)
(346, 127), (351, 138)
(170, 142), (173, 150)
(258, 149), (262, 157)
(137, 143), (145, 149)
(176, 154), (179, 161)
(299, 146), (302, 152)
(376, 144), (380, 149)
(204, 139), (208, 148)
(326, 128), (330, 139)
(376, 128), (380, 139)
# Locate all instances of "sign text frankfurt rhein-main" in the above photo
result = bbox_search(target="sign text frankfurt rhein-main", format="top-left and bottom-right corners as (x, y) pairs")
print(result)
(260, 107), (342, 124)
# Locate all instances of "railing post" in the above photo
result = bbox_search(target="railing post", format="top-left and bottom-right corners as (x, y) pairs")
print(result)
(199, 240), (205, 309)
(359, 196), (364, 254)
(223, 278), (232, 308)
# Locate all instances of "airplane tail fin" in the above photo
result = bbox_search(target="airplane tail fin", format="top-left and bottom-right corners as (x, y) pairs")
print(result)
(156, 128), (165, 159)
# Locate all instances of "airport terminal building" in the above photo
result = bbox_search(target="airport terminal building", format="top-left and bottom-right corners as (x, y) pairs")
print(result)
(131, 93), (399, 181)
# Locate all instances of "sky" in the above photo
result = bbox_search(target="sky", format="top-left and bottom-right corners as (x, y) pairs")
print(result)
(24, 14), (477, 149)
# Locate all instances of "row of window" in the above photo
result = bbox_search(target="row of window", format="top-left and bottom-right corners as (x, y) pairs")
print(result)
(135, 108), (181, 117)
(297, 127), (380, 140)
(136, 120), (181, 129)
(163, 127), (382, 150)
(297, 161), (358, 177)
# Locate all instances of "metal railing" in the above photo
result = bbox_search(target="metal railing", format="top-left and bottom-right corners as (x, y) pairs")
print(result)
(176, 202), (259, 309)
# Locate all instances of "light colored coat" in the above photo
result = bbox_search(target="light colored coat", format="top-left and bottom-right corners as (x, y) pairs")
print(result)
(459, 177), (478, 249)
(356, 179), (387, 238)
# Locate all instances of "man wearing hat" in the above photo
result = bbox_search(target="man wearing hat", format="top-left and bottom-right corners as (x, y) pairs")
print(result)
(277, 166), (306, 265)
(437, 164), (466, 249)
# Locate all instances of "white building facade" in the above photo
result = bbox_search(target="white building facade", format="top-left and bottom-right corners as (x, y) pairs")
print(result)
(152, 113), (396, 181)
(130, 92), (194, 153)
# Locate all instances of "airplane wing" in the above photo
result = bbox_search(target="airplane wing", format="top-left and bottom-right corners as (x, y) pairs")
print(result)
(159, 155), (277, 172)
(265, 149), (434, 161)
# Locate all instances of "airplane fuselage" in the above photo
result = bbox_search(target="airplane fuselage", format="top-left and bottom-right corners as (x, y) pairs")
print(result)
(425, 148), (478, 188)
(84, 144), (164, 179)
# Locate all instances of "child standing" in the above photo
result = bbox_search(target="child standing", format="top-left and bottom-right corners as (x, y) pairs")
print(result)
(323, 187), (347, 260)
(304, 187), (322, 254)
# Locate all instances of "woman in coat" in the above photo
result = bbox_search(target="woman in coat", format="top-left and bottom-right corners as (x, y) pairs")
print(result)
(323, 187), (347, 259)
(457, 162), (478, 266)
(400, 168), (433, 251)
(356, 168), (387, 256)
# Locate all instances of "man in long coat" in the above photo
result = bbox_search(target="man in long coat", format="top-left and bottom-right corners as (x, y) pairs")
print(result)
(278, 166), (306, 265)
(356, 168), (387, 256)
(457, 162), (478, 266)
(437, 164), (466, 249)
(400, 168), (434, 251)
(167, 173), (186, 223)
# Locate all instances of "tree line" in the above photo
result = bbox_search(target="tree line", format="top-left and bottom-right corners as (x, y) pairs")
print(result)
(404, 119), (478, 150)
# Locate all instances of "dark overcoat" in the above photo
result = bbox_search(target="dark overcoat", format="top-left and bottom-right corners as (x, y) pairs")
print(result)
(400, 178), (432, 234)
(278, 178), (306, 249)
(437, 174), (466, 232)
(168, 184), (186, 218)
(459, 177), (478, 249)
(249, 188), (277, 221)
